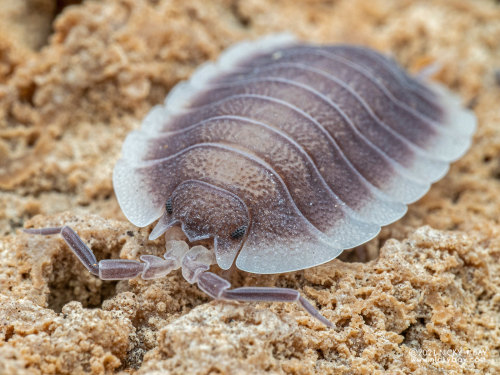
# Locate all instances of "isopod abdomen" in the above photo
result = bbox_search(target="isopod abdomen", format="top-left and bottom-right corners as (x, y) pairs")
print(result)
(113, 34), (475, 275)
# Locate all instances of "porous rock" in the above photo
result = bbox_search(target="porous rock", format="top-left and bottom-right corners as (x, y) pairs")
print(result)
(1, 0), (500, 374)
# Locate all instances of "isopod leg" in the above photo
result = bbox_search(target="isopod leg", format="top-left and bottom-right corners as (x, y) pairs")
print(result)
(23, 227), (63, 235)
(197, 271), (333, 328)
(23, 226), (145, 280)
(24, 226), (99, 276)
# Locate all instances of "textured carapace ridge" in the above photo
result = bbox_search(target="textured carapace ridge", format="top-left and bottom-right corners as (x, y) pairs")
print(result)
(113, 34), (476, 274)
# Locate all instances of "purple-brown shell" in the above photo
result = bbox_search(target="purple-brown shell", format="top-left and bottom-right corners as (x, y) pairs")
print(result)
(113, 34), (476, 274)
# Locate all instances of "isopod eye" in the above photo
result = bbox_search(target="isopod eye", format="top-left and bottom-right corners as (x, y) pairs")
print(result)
(230, 225), (247, 240)
(165, 197), (173, 214)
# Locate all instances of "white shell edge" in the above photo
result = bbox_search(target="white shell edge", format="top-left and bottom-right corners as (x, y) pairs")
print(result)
(428, 81), (477, 139)
(113, 158), (163, 227)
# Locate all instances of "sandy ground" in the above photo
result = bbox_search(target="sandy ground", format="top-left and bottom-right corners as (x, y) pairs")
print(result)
(0, 0), (499, 374)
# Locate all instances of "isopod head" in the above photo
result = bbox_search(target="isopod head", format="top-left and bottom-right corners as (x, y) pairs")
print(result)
(149, 180), (250, 270)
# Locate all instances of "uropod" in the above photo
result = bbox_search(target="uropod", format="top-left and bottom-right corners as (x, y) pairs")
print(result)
(25, 34), (476, 327)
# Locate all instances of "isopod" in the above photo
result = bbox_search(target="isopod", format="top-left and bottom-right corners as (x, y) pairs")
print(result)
(24, 34), (476, 327)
